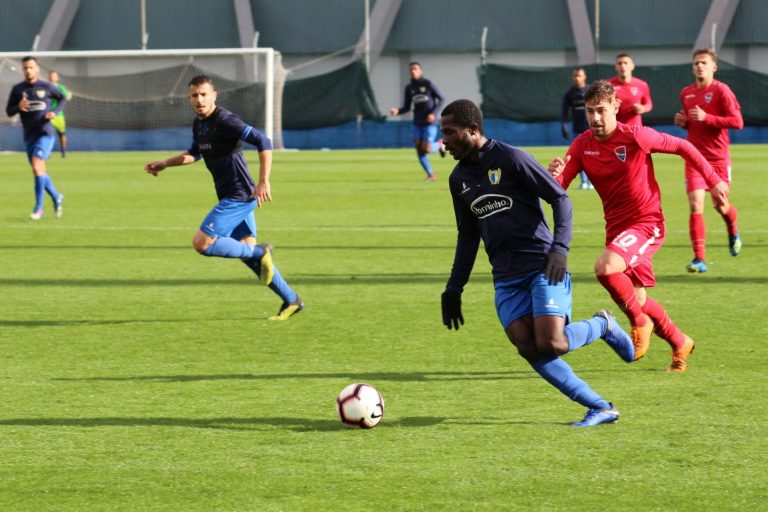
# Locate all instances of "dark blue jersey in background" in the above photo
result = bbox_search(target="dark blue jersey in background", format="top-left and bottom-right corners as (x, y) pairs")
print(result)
(397, 78), (444, 127)
(5, 80), (66, 141)
(188, 107), (272, 202)
(446, 139), (572, 292)
(561, 85), (589, 135)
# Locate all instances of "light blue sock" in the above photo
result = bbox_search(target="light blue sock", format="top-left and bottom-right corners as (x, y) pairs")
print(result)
(429, 140), (441, 153)
(202, 237), (255, 258)
(242, 259), (298, 303)
(33, 176), (45, 211)
(580, 171), (590, 184)
(564, 316), (607, 352)
(417, 152), (433, 176)
(532, 356), (611, 410)
(43, 175), (60, 203)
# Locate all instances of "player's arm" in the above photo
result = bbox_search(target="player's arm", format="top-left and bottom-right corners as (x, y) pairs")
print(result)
(634, 82), (653, 114)
(560, 92), (571, 138)
(547, 147), (582, 190)
(5, 87), (21, 116)
(428, 81), (445, 123)
(144, 151), (197, 176)
(238, 124), (274, 206)
(390, 86), (412, 116)
(46, 84), (67, 119)
(699, 90), (744, 130)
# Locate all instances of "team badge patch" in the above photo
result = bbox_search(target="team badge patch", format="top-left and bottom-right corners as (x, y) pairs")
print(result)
(35, 89), (46, 98)
(614, 146), (627, 162)
(630, 86), (638, 96)
(705, 93), (713, 104)
(487, 168), (501, 185)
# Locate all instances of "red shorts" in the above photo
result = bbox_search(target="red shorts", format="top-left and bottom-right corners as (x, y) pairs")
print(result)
(685, 163), (731, 193)
(606, 223), (665, 288)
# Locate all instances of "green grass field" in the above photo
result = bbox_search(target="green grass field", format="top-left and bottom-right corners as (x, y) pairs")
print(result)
(1, 145), (766, 511)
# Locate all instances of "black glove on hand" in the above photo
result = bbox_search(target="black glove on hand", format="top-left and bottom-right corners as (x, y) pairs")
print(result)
(441, 288), (464, 330)
(544, 251), (568, 285)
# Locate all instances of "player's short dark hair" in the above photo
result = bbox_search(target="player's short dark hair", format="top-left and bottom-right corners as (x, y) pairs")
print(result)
(584, 80), (616, 105)
(573, 66), (586, 74)
(188, 75), (214, 88)
(615, 52), (632, 61)
(409, 61), (421, 68)
(441, 99), (484, 135)
(693, 47), (718, 63)
(21, 56), (38, 64)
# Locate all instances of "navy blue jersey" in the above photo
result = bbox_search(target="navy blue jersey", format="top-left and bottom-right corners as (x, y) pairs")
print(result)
(188, 107), (272, 202)
(5, 80), (65, 141)
(446, 139), (572, 291)
(561, 85), (588, 135)
(397, 78), (444, 126)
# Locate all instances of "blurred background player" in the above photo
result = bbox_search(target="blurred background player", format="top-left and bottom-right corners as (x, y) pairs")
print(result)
(389, 62), (446, 181)
(5, 56), (66, 220)
(144, 75), (303, 320)
(548, 80), (729, 372)
(560, 66), (592, 189)
(607, 53), (652, 126)
(440, 99), (634, 427)
(48, 70), (73, 158)
(674, 48), (744, 273)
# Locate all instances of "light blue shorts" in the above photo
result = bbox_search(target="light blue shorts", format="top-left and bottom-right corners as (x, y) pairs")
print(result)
(494, 271), (572, 329)
(25, 135), (55, 162)
(412, 123), (439, 144)
(200, 198), (257, 240)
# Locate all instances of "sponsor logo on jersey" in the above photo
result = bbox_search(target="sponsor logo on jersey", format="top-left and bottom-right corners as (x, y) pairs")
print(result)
(685, 93), (696, 99)
(412, 93), (429, 104)
(584, 150), (600, 156)
(705, 93), (713, 104)
(487, 168), (501, 185)
(27, 100), (47, 112)
(470, 194), (513, 219)
(614, 146), (627, 162)
(199, 143), (212, 150)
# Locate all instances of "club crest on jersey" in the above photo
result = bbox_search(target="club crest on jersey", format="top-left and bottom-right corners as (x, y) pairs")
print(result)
(35, 89), (46, 98)
(630, 86), (638, 96)
(487, 168), (501, 185)
(614, 146), (627, 162)
(419, 86), (426, 93)
(705, 93), (713, 104)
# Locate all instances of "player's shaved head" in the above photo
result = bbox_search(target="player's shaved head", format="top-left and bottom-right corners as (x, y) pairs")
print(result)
(188, 75), (215, 89)
(441, 99), (484, 135)
(584, 80), (616, 105)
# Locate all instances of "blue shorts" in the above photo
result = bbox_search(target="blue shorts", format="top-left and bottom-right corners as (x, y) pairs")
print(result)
(412, 124), (439, 144)
(494, 271), (572, 329)
(25, 135), (55, 162)
(200, 198), (258, 240)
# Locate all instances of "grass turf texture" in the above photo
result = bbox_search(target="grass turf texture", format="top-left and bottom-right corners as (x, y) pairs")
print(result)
(1, 146), (766, 511)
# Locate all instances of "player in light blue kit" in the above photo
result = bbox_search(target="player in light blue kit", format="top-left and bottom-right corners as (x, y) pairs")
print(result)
(440, 100), (634, 427)
(390, 62), (446, 181)
(5, 56), (66, 220)
(144, 75), (303, 320)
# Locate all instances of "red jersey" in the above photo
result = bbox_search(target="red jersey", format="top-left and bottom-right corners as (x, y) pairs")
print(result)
(608, 76), (652, 126)
(679, 79), (743, 166)
(558, 123), (720, 237)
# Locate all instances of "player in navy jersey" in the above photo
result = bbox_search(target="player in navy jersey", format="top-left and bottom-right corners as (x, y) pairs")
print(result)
(389, 62), (446, 181)
(560, 67), (592, 189)
(439, 99), (634, 427)
(5, 56), (66, 220)
(144, 75), (303, 320)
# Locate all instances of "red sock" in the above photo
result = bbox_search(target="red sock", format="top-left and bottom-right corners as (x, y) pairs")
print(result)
(689, 213), (706, 261)
(642, 296), (685, 350)
(721, 204), (739, 236)
(596, 273), (647, 327)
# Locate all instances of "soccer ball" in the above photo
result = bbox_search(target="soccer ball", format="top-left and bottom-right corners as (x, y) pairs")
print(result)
(336, 383), (384, 429)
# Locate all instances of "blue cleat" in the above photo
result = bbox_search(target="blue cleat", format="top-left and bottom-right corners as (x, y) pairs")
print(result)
(686, 258), (708, 273)
(571, 404), (619, 427)
(594, 310), (634, 362)
(729, 232), (742, 256)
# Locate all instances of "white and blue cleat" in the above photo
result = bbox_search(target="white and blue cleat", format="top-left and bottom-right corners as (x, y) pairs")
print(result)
(571, 405), (620, 427)
(594, 309), (634, 362)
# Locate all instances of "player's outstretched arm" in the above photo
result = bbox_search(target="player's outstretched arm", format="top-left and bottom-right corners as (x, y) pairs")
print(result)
(144, 152), (195, 176)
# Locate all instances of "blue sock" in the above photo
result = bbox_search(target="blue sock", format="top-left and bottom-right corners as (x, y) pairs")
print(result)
(417, 152), (433, 176)
(532, 356), (611, 410)
(202, 237), (255, 258)
(242, 259), (298, 303)
(33, 176), (45, 211)
(564, 316), (607, 352)
(429, 140), (441, 153)
(580, 171), (590, 184)
(44, 175), (60, 203)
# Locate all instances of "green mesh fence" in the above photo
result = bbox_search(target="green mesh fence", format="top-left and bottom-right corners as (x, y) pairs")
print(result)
(480, 62), (768, 126)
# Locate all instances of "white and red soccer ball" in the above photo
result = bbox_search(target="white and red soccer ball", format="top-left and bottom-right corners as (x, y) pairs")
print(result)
(336, 383), (384, 429)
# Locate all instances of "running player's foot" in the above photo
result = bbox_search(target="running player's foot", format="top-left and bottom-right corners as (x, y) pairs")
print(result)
(577, 182), (589, 190)
(571, 404), (619, 427)
(61, 150), (66, 158)
(29, 209), (43, 220)
(630, 314), (653, 361)
(438, 139), (447, 158)
(594, 309), (634, 362)
(729, 232), (742, 256)
(686, 258), (708, 273)
(257, 244), (275, 286)
(424, 174), (437, 182)
(268, 296), (304, 321)
(587, 183), (595, 190)
(668, 335), (695, 373)
(55, 195), (64, 218)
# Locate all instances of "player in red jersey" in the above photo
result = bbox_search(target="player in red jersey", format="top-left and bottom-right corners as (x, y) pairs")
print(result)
(548, 80), (729, 372)
(674, 48), (744, 273)
(607, 53), (652, 126)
